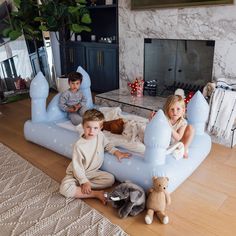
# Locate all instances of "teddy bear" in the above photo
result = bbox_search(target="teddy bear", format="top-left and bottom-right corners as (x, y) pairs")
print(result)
(202, 82), (216, 100)
(103, 118), (124, 134)
(145, 176), (171, 225)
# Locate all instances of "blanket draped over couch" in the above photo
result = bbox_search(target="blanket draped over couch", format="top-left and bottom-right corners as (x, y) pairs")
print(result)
(24, 71), (211, 192)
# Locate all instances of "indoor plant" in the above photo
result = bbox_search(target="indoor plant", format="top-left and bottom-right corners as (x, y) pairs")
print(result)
(3, 0), (44, 72)
(36, 0), (91, 44)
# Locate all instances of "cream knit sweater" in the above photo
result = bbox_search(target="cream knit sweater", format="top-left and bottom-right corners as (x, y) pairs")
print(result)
(66, 132), (118, 185)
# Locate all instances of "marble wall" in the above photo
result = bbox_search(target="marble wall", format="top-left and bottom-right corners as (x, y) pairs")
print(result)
(118, 0), (236, 90)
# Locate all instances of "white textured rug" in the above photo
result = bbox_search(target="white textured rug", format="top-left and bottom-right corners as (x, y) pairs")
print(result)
(0, 143), (128, 236)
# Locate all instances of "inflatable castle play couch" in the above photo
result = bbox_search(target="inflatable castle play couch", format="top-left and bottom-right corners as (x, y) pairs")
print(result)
(24, 69), (211, 192)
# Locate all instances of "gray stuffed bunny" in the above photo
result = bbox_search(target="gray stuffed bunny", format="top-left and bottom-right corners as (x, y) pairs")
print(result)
(106, 181), (146, 218)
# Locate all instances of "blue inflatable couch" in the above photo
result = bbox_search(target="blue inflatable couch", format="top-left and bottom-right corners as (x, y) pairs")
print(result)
(24, 69), (211, 192)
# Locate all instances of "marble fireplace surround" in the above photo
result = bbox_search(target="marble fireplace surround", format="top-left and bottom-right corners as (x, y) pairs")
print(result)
(118, 0), (236, 91)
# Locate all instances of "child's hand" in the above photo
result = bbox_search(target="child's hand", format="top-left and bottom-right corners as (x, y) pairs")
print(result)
(149, 110), (156, 121)
(68, 106), (76, 113)
(114, 150), (131, 162)
(74, 103), (81, 111)
(81, 182), (91, 194)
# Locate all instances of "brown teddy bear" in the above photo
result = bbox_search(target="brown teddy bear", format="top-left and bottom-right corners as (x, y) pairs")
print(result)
(103, 118), (124, 134)
(145, 176), (171, 225)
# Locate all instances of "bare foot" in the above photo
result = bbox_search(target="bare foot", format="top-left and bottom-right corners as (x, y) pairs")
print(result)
(95, 191), (107, 205)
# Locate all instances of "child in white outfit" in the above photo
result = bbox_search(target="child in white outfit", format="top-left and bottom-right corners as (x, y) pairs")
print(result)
(150, 95), (194, 158)
(60, 109), (131, 204)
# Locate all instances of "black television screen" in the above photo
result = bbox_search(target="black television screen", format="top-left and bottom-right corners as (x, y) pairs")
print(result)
(0, 1), (12, 45)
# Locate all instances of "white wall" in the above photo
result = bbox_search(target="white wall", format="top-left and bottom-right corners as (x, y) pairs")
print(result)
(119, 0), (236, 90)
(0, 35), (33, 80)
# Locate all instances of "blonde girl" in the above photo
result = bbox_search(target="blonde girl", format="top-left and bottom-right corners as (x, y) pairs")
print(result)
(163, 95), (194, 158)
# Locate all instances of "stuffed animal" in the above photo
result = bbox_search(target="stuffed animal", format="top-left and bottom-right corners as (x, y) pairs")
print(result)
(174, 88), (185, 98)
(103, 118), (124, 134)
(202, 82), (216, 99)
(106, 181), (146, 218)
(145, 176), (171, 225)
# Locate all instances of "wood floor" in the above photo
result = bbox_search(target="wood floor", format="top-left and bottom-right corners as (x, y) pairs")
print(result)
(1, 96), (236, 236)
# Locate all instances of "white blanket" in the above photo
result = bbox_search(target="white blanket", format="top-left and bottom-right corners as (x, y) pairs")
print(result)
(56, 107), (185, 157)
(56, 107), (148, 154)
(207, 88), (236, 139)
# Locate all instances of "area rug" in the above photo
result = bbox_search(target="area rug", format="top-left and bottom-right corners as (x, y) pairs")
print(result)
(0, 143), (128, 236)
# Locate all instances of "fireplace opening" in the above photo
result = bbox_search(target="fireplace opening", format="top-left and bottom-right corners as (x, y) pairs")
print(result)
(144, 38), (215, 97)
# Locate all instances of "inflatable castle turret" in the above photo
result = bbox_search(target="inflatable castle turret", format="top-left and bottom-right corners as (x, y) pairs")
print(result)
(187, 91), (209, 135)
(77, 66), (93, 109)
(30, 72), (49, 123)
(144, 110), (172, 165)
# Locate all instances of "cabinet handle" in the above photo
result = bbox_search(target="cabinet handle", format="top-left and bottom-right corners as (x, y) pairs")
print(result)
(69, 49), (73, 63)
(99, 51), (101, 66)
(100, 51), (103, 66)
(97, 51), (100, 66)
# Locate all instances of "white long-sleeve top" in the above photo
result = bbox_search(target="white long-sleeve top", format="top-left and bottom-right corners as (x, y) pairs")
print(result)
(66, 131), (118, 185)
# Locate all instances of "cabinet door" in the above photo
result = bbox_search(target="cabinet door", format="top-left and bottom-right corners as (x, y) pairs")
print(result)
(86, 45), (118, 93)
(60, 43), (85, 75)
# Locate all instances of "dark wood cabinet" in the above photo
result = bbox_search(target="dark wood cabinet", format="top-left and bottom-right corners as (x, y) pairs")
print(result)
(60, 42), (86, 75)
(60, 1), (119, 93)
(86, 43), (118, 92)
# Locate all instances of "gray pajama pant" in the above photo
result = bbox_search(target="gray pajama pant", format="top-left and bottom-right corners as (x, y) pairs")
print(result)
(68, 106), (87, 126)
(59, 170), (115, 198)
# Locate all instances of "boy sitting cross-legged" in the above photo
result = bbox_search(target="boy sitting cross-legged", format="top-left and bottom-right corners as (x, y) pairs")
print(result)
(60, 109), (131, 204)
(59, 71), (88, 126)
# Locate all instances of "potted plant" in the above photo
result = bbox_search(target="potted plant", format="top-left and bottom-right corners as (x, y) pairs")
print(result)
(36, 0), (92, 44)
(3, 0), (92, 91)
(36, 0), (92, 88)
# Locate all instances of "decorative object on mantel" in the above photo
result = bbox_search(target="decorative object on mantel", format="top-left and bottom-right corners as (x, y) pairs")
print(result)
(144, 80), (157, 96)
(174, 88), (185, 99)
(127, 77), (144, 97)
(131, 0), (233, 10)
(184, 91), (195, 105)
(174, 88), (196, 108)
(106, 0), (113, 5)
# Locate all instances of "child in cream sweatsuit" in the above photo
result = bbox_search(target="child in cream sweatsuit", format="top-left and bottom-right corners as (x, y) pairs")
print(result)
(60, 109), (131, 204)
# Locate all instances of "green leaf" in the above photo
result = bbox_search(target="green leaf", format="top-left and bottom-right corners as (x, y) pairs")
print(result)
(2, 28), (12, 37)
(13, 0), (21, 8)
(71, 24), (83, 33)
(76, 0), (87, 4)
(68, 6), (79, 14)
(80, 25), (91, 32)
(81, 13), (91, 24)
(71, 24), (91, 33)
(34, 17), (45, 22)
(9, 30), (22, 40)
(39, 25), (48, 31)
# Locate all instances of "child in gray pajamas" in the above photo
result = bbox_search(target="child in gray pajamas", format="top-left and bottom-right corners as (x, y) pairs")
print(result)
(59, 71), (88, 125)
(60, 109), (131, 204)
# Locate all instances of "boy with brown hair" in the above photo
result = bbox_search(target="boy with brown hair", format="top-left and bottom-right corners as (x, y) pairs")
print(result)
(60, 109), (131, 204)
(59, 71), (87, 125)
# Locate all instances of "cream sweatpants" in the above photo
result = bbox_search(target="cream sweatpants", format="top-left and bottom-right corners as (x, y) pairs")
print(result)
(59, 170), (115, 198)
